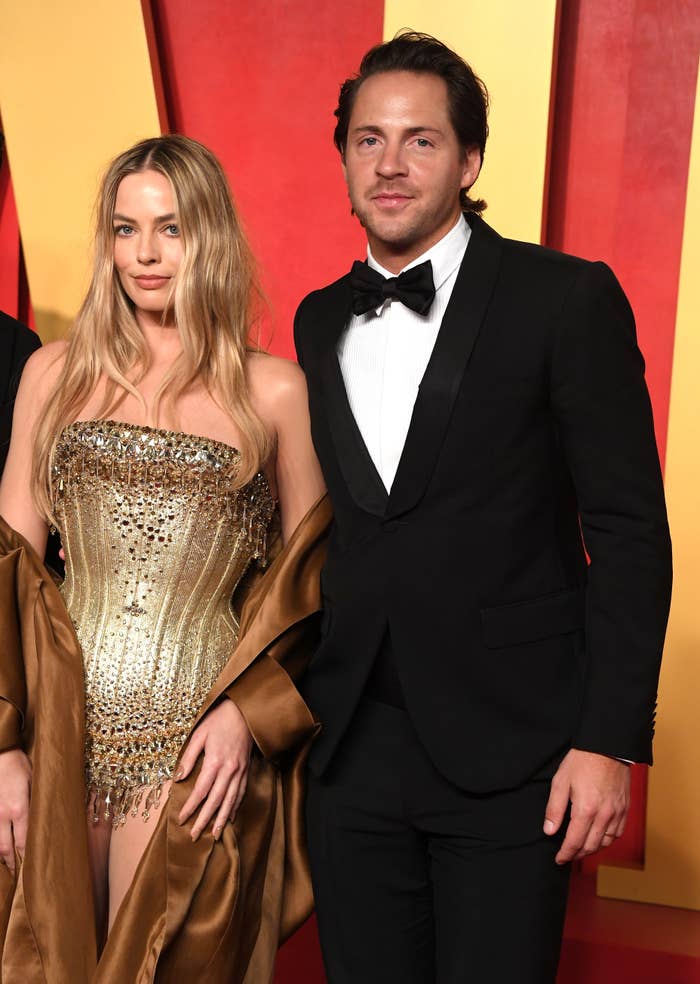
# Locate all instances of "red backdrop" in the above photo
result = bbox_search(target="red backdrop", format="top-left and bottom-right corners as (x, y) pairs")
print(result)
(1, 1), (699, 980)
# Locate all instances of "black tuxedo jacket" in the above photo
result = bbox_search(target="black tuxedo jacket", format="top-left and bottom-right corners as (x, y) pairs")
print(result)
(0, 311), (40, 476)
(294, 215), (672, 794)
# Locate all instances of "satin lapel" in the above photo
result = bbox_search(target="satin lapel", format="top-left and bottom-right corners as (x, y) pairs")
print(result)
(386, 216), (503, 519)
(317, 279), (389, 517)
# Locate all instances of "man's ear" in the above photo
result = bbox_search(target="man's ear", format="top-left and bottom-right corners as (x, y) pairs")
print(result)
(460, 145), (482, 191)
(341, 154), (348, 185)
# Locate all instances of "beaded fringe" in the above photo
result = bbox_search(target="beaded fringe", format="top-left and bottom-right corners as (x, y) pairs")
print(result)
(89, 778), (167, 827)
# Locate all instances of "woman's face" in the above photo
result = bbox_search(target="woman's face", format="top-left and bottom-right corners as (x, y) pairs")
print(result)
(112, 170), (183, 319)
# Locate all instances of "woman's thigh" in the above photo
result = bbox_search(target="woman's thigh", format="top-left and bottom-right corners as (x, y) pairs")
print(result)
(86, 799), (112, 948)
(107, 780), (172, 931)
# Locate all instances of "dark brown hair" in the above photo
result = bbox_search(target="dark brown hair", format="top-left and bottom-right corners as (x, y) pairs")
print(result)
(334, 31), (489, 214)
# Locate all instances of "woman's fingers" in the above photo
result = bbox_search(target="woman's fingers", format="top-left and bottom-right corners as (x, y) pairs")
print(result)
(229, 770), (248, 821)
(174, 729), (205, 784)
(0, 819), (15, 873)
(0, 750), (32, 874)
(177, 760), (217, 825)
(212, 779), (241, 840)
(190, 770), (240, 841)
(12, 807), (28, 858)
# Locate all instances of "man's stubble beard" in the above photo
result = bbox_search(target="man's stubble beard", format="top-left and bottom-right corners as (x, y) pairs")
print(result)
(351, 197), (437, 256)
(350, 189), (460, 258)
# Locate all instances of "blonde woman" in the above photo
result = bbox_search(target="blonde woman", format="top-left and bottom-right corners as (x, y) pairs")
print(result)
(0, 135), (327, 980)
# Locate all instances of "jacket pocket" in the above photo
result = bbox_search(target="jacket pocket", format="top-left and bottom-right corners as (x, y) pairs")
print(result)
(480, 587), (584, 649)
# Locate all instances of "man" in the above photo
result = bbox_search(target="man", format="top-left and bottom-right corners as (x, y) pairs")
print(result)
(0, 310), (63, 574)
(294, 32), (672, 983)
(0, 309), (40, 475)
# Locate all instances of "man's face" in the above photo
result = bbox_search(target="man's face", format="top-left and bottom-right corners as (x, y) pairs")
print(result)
(343, 70), (481, 269)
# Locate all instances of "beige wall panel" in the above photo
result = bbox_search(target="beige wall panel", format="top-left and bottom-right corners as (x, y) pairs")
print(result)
(383, 0), (559, 243)
(598, 62), (700, 910)
(0, 0), (162, 340)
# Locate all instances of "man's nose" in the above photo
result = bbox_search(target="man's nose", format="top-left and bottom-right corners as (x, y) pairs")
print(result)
(376, 141), (408, 178)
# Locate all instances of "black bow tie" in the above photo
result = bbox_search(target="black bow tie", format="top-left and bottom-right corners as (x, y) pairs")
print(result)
(349, 259), (436, 317)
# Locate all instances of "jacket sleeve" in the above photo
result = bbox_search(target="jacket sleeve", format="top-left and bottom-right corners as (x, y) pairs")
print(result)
(222, 495), (330, 762)
(292, 294), (312, 371)
(550, 261), (672, 763)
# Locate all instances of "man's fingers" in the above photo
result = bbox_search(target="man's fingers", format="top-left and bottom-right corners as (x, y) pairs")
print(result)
(578, 811), (616, 858)
(576, 801), (628, 858)
(543, 777), (569, 836)
(555, 813), (593, 865)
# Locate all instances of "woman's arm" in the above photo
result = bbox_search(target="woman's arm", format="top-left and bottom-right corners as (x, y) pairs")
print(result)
(253, 354), (326, 544)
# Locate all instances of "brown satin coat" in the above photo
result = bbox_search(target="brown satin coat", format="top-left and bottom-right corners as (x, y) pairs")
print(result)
(0, 495), (331, 983)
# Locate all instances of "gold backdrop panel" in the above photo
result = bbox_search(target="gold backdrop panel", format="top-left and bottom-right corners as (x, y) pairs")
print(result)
(0, 0), (163, 341)
(382, 0), (559, 243)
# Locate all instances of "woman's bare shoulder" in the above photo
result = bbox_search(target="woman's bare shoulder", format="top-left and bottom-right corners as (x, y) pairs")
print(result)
(248, 351), (307, 409)
(21, 339), (68, 389)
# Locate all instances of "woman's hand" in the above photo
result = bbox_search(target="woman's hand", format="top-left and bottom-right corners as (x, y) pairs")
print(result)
(0, 748), (32, 873)
(176, 699), (253, 841)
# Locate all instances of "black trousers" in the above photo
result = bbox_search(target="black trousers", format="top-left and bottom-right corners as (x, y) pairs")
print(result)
(306, 698), (571, 984)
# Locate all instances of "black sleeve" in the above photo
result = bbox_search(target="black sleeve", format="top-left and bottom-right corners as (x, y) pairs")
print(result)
(293, 295), (309, 370)
(550, 262), (672, 763)
(0, 313), (41, 477)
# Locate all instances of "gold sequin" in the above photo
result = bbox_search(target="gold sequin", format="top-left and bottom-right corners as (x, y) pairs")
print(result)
(52, 419), (275, 826)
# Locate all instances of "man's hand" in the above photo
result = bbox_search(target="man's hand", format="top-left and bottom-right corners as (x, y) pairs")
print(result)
(543, 748), (631, 865)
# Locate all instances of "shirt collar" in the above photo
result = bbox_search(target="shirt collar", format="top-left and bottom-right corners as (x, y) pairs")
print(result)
(366, 214), (471, 292)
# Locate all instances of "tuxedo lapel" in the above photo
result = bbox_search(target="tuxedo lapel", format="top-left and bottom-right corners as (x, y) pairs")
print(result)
(385, 216), (503, 520)
(316, 280), (389, 517)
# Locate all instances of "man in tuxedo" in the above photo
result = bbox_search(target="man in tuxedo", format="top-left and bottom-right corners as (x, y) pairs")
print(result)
(294, 32), (672, 983)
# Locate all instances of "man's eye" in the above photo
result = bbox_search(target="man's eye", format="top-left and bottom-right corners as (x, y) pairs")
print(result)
(415, 138), (432, 148)
(362, 136), (378, 146)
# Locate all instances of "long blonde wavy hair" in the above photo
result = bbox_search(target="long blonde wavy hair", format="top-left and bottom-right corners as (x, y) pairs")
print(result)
(32, 135), (273, 522)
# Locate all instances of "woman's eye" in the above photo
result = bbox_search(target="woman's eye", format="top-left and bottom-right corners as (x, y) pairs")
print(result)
(114, 224), (134, 236)
(164, 223), (180, 236)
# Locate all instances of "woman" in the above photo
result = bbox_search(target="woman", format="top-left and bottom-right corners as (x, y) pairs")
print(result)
(0, 135), (327, 980)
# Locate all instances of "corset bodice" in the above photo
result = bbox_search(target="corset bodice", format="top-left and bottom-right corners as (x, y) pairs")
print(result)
(52, 419), (276, 823)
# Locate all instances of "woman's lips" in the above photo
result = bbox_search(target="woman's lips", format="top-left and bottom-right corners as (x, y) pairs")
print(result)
(133, 276), (170, 290)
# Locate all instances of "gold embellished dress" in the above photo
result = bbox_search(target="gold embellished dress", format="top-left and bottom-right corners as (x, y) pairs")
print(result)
(52, 419), (275, 824)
